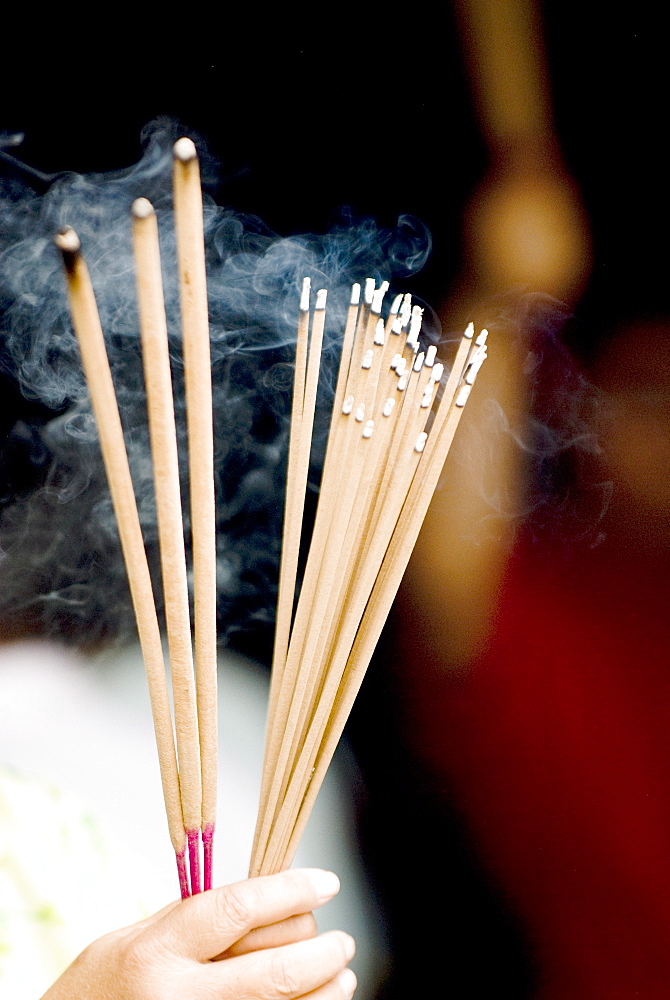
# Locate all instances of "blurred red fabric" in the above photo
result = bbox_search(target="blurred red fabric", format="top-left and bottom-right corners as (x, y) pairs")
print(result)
(410, 539), (670, 998)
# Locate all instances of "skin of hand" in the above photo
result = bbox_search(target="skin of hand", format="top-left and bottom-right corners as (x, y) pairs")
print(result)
(40, 868), (357, 1000)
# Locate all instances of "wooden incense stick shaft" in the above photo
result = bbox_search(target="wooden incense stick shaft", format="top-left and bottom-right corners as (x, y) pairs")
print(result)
(55, 228), (186, 885)
(132, 201), (203, 863)
(173, 138), (218, 883)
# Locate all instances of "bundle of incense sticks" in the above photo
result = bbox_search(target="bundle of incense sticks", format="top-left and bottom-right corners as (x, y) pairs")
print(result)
(55, 135), (487, 894)
(55, 138), (217, 899)
(249, 278), (487, 876)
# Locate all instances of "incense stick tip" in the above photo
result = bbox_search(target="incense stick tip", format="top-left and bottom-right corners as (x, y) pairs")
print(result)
(413, 351), (425, 372)
(371, 284), (387, 314)
(342, 394), (354, 414)
(132, 197), (155, 220)
(374, 319), (385, 345)
(415, 431), (428, 453)
(382, 397), (395, 417)
(355, 404), (365, 422)
(395, 357), (407, 377)
(464, 321), (475, 340)
(390, 292), (403, 316)
(475, 328), (489, 348)
(54, 226), (81, 254)
(173, 136), (198, 163)
(431, 361), (444, 383)
(455, 384), (472, 407)
(361, 349), (373, 370)
(397, 372), (409, 391)
(390, 353), (401, 371)
(364, 278), (375, 304)
(362, 419), (375, 439)
(315, 288), (328, 310)
(300, 277), (311, 311)
(425, 345), (437, 367)
(350, 282), (361, 306)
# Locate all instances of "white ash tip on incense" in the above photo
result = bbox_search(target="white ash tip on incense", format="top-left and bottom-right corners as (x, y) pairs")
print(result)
(391, 316), (403, 335)
(397, 372), (409, 391)
(395, 357), (407, 377)
(464, 321), (475, 340)
(361, 349), (373, 369)
(431, 362), (444, 383)
(132, 197), (155, 219)
(355, 404), (366, 422)
(382, 397), (395, 417)
(421, 386), (434, 408)
(390, 353), (402, 370)
(362, 419), (375, 439)
(300, 277), (311, 311)
(315, 289), (328, 310)
(415, 431), (428, 453)
(400, 293), (412, 327)
(475, 328), (488, 348)
(173, 137), (198, 163)
(374, 319), (385, 345)
(455, 384), (472, 407)
(413, 351), (425, 372)
(364, 278), (375, 305)
(371, 285), (386, 314)
(390, 293), (403, 316)
(54, 227), (81, 253)
(409, 304), (424, 340)
(425, 345), (437, 367)
(342, 394), (354, 414)
(465, 353), (487, 385)
(350, 282), (361, 306)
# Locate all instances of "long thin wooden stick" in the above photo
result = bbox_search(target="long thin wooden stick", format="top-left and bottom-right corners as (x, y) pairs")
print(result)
(173, 137), (217, 892)
(55, 227), (188, 899)
(132, 198), (199, 898)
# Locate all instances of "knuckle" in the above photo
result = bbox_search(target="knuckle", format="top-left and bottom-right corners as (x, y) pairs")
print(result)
(213, 882), (254, 934)
(268, 950), (301, 998)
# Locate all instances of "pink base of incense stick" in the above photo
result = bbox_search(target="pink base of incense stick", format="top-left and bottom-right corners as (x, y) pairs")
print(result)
(176, 848), (190, 900)
(187, 828), (201, 894)
(202, 822), (215, 892)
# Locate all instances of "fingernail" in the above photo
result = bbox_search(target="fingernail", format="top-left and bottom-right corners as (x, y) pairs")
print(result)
(307, 869), (340, 904)
(341, 932), (356, 961)
(337, 968), (357, 998)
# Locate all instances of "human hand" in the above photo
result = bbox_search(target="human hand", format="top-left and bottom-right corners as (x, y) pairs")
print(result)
(41, 868), (356, 1000)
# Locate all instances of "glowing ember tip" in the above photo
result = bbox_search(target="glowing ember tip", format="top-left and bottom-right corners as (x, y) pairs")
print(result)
(132, 197), (154, 219)
(173, 137), (198, 162)
(54, 227), (80, 253)
(315, 289), (328, 310)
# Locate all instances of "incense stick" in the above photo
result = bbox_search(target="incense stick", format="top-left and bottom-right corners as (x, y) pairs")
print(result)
(250, 294), (486, 876)
(132, 198), (200, 898)
(173, 138), (217, 892)
(55, 227), (189, 899)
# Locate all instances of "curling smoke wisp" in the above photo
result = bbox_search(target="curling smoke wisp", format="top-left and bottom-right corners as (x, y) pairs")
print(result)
(0, 123), (432, 648)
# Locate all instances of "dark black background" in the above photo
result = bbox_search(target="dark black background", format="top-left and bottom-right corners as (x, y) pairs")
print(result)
(3, 5), (669, 996)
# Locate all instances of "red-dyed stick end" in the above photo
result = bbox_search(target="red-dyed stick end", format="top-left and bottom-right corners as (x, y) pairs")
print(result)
(176, 848), (190, 899)
(202, 823), (215, 892)
(187, 828), (202, 894)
